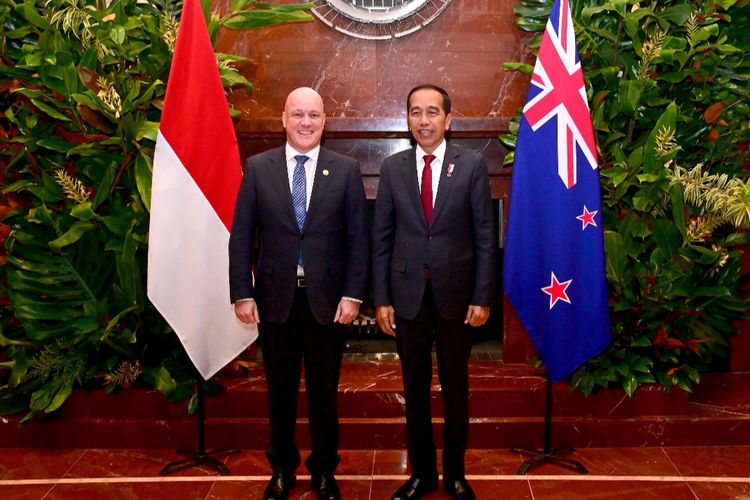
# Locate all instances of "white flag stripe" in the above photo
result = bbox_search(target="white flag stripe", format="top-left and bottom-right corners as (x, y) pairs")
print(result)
(148, 131), (257, 380)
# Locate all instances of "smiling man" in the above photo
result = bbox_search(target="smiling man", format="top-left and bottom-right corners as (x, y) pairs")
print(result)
(372, 84), (496, 500)
(229, 87), (369, 500)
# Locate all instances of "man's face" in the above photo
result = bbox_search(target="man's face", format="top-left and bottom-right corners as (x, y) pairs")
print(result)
(282, 88), (326, 153)
(407, 88), (452, 154)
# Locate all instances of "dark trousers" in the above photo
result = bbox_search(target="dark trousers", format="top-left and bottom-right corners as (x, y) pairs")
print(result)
(259, 286), (345, 476)
(395, 283), (474, 480)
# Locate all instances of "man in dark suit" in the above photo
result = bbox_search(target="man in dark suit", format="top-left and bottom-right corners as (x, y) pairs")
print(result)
(229, 87), (369, 500)
(372, 84), (496, 500)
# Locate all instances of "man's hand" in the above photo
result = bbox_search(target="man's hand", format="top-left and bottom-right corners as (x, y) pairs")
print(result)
(234, 300), (260, 324)
(375, 305), (397, 336)
(334, 299), (360, 325)
(464, 305), (490, 327)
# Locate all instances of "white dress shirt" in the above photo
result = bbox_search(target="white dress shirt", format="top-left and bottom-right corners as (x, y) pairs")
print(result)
(286, 144), (319, 277)
(415, 140), (446, 207)
(286, 143), (319, 211)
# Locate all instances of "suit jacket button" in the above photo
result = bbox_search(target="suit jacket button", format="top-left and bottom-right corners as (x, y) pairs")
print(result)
(428, 236), (433, 241)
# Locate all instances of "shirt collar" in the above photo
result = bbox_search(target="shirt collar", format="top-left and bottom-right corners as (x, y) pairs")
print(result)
(286, 144), (320, 164)
(416, 140), (447, 165)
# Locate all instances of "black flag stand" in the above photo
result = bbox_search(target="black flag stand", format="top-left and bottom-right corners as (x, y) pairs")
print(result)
(160, 374), (240, 476)
(510, 375), (588, 475)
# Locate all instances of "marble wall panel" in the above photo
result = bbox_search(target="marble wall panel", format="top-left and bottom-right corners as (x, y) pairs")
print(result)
(216, 0), (536, 357)
(215, 0), (532, 129)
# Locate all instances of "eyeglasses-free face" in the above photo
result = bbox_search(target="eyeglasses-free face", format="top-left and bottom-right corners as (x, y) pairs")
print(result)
(282, 88), (326, 154)
(407, 88), (452, 155)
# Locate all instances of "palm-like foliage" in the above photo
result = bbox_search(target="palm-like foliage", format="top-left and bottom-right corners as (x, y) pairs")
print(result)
(0, 0), (313, 419)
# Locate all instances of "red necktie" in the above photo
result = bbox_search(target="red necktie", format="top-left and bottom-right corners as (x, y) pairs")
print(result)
(421, 154), (435, 226)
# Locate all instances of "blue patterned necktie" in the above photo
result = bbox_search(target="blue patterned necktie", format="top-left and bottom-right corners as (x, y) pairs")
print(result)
(292, 154), (308, 266)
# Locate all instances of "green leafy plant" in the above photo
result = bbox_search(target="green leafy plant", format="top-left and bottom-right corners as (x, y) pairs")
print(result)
(0, 0), (313, 420)
(503, 0), (750, 395)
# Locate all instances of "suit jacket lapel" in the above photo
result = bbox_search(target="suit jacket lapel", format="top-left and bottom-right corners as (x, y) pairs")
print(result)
(268, 147), (298, 230)
(305, 147), (334, 230)
(431, 145), (460, 227)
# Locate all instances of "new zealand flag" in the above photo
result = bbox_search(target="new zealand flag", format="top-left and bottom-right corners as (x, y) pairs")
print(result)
(503, 0), (611, 382)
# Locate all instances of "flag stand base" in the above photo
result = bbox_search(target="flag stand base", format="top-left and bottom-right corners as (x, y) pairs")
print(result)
(510, 375), (588, 475)
(160, 377), (240, 476)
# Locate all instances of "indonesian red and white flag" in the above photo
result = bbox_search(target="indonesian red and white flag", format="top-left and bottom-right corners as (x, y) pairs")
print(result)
(147, 0), (257, 380)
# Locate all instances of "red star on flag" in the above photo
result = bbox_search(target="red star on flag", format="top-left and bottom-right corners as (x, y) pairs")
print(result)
(576, 205), (598, 230)
(541, 271), (572, 309)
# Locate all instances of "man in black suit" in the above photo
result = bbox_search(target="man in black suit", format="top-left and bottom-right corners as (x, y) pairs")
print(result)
(229, 87), (369, 500)
(372, 84), (496, 500)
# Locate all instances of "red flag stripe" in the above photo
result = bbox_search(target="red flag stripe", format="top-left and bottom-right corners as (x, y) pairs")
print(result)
(159, 0), (240, 230)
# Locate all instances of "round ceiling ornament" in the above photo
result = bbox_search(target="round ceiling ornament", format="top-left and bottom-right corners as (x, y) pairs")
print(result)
(311, 0), (452, 40)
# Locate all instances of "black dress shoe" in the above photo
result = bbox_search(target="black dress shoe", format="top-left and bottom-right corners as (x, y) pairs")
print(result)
(263, 471), (296, 500)
(444, 477), (476, 500)
(312, 473), (341, 500)
(390, 475), (438, 500)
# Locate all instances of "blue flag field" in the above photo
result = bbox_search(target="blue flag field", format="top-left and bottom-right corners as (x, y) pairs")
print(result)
(503, 0), (611, 382)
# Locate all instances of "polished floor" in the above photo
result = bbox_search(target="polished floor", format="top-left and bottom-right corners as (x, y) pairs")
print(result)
(1, 446), (749, 499)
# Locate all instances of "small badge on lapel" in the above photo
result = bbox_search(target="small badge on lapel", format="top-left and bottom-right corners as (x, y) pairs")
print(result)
(446, 163), (455, 177)
(323, 169), (329, 176)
